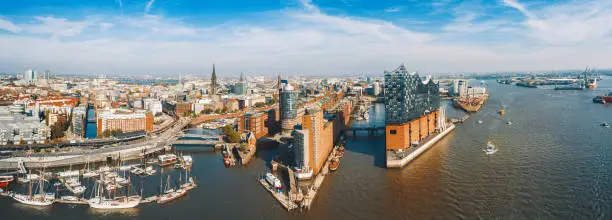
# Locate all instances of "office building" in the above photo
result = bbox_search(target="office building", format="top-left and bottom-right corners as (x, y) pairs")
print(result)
(280, 83), (298, 133)
(96, 109), (154, 134)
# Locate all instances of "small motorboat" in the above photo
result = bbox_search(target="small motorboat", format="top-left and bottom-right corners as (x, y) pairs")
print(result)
(506, 121), (512, 125)
(484, 142), (498, 155)
(329, 157), (340, 171)
(601, 122), (610, 128)
(477, 120), (483, 124)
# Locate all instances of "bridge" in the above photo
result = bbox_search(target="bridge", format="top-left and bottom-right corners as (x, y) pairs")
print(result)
(342, 126), (386, 136)
(172, 140), (219, 146)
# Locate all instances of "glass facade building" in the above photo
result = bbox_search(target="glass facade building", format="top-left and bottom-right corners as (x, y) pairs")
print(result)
(384, 64), (440, 124)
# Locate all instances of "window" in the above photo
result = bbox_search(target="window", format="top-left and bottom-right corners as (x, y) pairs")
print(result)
(390, 130), (397, 135)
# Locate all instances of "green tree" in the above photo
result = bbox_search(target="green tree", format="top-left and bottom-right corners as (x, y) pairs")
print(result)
(253, 102), (266, 108)
(222, 125), (241, 143)
(50, 123), (67, 140)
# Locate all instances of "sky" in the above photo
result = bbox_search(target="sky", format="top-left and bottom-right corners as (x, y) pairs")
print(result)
(0, 0), (611, 76)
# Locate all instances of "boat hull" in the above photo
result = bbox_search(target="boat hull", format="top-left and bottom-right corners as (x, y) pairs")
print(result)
(88, 197), (140, 209)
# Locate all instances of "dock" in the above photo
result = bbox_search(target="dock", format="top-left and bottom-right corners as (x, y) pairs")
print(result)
(258, 178), (298, 211)
(386, 124), (455, 168)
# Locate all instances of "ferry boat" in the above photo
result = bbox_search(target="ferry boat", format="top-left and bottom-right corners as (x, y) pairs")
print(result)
(158, 154), (178, 166)
(484, 142), (498, 155)
(329, 158), (339, 171)
(0, 175), (14, 188)
(265, 173), (282, 192)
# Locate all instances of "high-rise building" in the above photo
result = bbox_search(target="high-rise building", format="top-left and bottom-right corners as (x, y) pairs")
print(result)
(384, 64), (440, 150)
(280, 83), (298, 133)
(292, 129), (311, 177)
(210, 64), (218, 95)
(233, 72), (247, 95)
(72, 106), (87, 138)
(297, 106), (334, 176)
(23, 70), (38, 84)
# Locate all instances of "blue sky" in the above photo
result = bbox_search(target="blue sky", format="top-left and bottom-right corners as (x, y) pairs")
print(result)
(0, 0), (611, 76)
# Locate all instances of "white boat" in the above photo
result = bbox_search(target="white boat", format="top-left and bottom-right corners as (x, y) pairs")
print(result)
(71, 185), (86, 194)
(130, 167), (145, 176)
(157, 175), (186, 204)
(506, 121), (512, 125)
(60, 195), (79, 201)
(82, 170), (98, 178)
(11, 174), (54, 206)
(158, 154), (178, 166)
(98, 166), (111, 173)
(182, 155), (193, 166)
(11, 193), (54, 206)
(88, 196), (140, 209)
(264, 173), (282, 191)
(115, 177), (129, 185)
(88, 174), (140, 209)
(145, 166), (157, 175)
(119, 165), (132, 171)
(484, 142), (498, 155)
(58, 170), (80, 178)
(477, 120), (483, 124)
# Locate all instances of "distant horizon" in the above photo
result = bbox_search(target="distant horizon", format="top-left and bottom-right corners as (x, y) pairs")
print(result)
(1, 66), (611, 79)
(1, 0), (611, 75)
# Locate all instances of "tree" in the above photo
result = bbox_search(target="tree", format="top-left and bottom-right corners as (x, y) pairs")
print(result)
(101, 130), (112, 138)
(253, 102), (266, 108)
(222, 124), (241, 143)
(50, 123), (67, 140)
(110, 129), (123, 137)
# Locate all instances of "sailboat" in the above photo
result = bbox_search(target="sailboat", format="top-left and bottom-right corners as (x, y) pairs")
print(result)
(157, 175), (186, 204)
(88, 173), (140, 209)
(11, 171), (55, 206)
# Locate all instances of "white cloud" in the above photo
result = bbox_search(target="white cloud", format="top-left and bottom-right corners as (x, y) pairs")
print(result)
(100, 22), (115, 32)
(145, 0), (155, 14)
(25, 16), (94, 38)
(0, 0), (611, 75)
(300, 0), (320, 13)
(384, 7), (403, 13)
(0, 17), (22, 33)
(502, 0), (612, 44)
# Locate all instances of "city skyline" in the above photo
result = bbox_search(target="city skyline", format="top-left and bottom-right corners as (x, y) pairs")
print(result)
(0, 0), (611, 75)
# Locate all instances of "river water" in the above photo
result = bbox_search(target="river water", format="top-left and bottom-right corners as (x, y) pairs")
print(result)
(1, 79), (611, 219)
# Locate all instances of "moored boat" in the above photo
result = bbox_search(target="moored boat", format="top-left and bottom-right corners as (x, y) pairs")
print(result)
(158, 154), (178, 166)
(265, 173), (282, 192)
(0, 175), (14, 188)
(329, 157), (339, 171)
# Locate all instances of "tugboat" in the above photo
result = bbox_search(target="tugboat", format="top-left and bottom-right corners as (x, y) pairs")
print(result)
(484, 142), (498, 155)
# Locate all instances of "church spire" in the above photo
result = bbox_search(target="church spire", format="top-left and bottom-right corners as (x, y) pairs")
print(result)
(210, 63), (217, 95)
